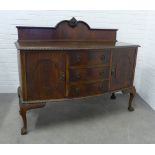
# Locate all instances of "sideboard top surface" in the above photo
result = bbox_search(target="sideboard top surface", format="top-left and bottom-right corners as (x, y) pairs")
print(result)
(15, 40), (140, 51)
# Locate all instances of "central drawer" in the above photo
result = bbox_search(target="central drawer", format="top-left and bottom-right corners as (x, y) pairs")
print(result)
(68, 81), (109, 97)
(69, 67), (109, 82)
(67, 50), (110, 98)
(68, 50), (110, 66)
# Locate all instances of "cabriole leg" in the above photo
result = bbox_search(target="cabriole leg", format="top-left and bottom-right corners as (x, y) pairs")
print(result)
(19, 103), (46, 135)
(19, 106), (27, 135)
(17, 87), (46, 135)
(128, 86), (136, 112)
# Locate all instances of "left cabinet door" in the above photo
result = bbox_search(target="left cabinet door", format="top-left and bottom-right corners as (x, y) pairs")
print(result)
(25, 51), (66, 101)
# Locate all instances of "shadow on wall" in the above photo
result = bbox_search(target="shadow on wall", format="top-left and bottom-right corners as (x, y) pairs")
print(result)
(137, 65), (155, 110)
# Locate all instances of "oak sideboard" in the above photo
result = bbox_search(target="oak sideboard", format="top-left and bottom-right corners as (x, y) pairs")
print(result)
(15, 18), (140, 135)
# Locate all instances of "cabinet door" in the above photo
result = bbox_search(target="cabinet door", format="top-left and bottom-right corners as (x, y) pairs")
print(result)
(25, 52), (66, 100)
(110, 48), (137, 90)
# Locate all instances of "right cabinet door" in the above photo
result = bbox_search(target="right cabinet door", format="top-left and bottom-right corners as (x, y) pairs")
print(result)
(110, 48), (137, 91)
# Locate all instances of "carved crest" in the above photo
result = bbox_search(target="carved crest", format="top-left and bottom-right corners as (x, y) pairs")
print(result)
(54, 17), (91, 29)
(69, 17), (78, 28)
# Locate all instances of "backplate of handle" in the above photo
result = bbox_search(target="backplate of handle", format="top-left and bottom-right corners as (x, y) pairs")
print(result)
(76, 55), (81, 63)
(99, 70), (104, 77)
(59, 72), (65, 81)
(111, 66), (117, 78)
(111, 66), (115, 75)
(100, 55), (105, 61)
(76, 72), (80, 80)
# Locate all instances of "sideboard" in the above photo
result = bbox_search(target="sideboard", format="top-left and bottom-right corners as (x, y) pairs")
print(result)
(15, 17), (140, 135)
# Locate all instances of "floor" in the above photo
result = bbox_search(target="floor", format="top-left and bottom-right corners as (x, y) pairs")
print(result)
(0, 93), (155, 144)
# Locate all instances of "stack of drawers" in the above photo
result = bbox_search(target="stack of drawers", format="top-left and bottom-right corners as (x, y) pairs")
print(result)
(68, 50), (111, 97)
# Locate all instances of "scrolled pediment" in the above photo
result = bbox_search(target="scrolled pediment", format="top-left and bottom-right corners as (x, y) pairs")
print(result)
(55, 17), (91, 29)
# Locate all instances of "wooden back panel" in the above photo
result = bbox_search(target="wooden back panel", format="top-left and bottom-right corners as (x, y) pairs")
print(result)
(17, 17), (117, 41)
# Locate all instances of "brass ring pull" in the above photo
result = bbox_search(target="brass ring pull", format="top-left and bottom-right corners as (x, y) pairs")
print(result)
(59, 72), (65, 81)
(76, 55), (81, 63)
(111, 66), (116, 77)
(100, 55), (105, 61)
(99, 71), (104, 77)
(76, 72), (80, 80)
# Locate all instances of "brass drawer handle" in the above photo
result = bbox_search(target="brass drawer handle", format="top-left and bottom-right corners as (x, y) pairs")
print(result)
(59, 72), (65, 81)
(99, 71), (104, 77)
(76, 72), (80, 80)
(111, 65), (118, 78)
(111, 66), (116, 77)
(100, 55), (105, 61)
(76, 55), (81, 63)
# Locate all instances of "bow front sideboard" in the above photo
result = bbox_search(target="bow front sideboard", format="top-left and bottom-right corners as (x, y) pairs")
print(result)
(15, 18), (140, 135)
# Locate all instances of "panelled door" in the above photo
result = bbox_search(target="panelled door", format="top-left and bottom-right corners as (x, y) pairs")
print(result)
(25, 51), (66, 100)
(110, 48), (137, 91)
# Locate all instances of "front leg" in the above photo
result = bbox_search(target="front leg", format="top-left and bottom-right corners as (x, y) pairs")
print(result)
(19, 106), (27, 135)
(128, 86), (136, 111)
(18, 87), (46, 135)
(19, 103), (46, 135)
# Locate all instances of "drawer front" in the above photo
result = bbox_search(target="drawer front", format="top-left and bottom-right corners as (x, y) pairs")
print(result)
(69, 81), (109, 97)
(69, 67), (109, 82)
(68, 50), (110, 66)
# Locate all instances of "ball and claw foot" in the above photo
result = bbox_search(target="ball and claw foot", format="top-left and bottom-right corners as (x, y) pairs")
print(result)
(128, 106), (134, 112)
(18, 100), (46, 135)
(21, 127), (27, 135)
(110, 93), (116, 100)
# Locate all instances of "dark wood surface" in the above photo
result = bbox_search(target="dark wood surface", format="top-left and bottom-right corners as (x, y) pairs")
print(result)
(25, 52), (66, 100)
(68, 50), (110, 66)
(68, 80), (109, 97)
(69, 67), (109, 82)
(16, 18), (117, 41)
(15, 41), (139, 50)
(110, 48), (137, 90)
(16, 18), (139, 134)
